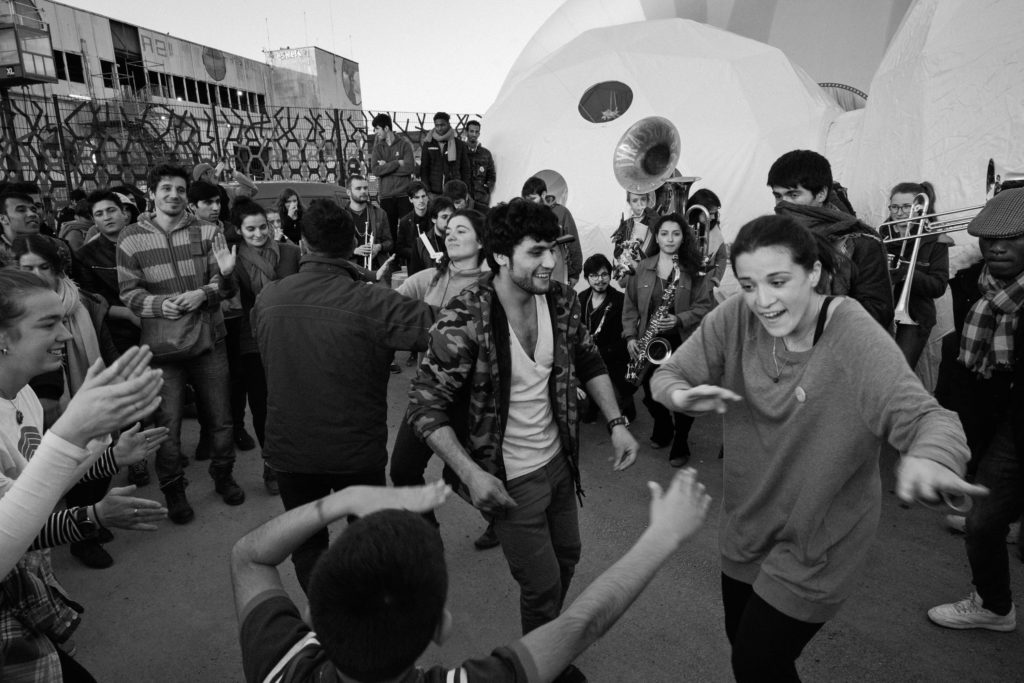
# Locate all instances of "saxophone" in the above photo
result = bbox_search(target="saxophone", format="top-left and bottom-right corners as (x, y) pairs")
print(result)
(625, 256), (679, 386)
(612, 215), (647, 280)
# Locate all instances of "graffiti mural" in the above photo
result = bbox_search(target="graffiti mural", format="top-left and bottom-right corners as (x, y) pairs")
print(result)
(0, 91), (481, 205)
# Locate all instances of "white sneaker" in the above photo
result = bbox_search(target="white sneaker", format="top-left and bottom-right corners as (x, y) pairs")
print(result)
(928, 592), (1016, 632)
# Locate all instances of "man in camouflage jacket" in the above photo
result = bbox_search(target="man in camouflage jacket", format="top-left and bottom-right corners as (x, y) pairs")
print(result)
(407, 200), (638, 638)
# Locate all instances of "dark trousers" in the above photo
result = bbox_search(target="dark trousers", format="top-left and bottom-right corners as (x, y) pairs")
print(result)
(239, 352), (268, 447)
(380, 196), (412, 237)
(966, 418), (1023, 615)
(722, 574), (824, 683)
(276, 468), (386, 593)
(389, 418), (438, 526)
(493, 455), (581, 634)
(895, 323), (932, 370)
(225, 316), (247, 435)
(642, 370), (694, 452)
(153, 342), (234, 488)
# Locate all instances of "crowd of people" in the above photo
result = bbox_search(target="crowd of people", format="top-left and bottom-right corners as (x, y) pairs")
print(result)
(0, 115), (1021, 682)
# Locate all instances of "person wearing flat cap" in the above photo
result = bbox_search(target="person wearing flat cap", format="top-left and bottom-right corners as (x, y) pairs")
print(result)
(929, 188), (1024, 633)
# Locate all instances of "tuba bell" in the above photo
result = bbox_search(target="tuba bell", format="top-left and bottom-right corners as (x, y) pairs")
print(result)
(613, 116), (682, 194)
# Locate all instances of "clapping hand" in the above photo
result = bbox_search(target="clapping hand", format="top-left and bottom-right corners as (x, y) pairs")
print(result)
(112, 423), (170, 466)
(52, 347), (163, 449)
(95, 485), (167, 530)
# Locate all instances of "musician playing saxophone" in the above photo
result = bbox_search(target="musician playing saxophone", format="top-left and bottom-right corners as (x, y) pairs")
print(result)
(622, 213), (715, 467)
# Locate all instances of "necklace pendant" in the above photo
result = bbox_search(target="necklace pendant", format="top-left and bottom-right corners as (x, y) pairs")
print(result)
(15, 409), (23, 426)
(772, 377), (779, 384)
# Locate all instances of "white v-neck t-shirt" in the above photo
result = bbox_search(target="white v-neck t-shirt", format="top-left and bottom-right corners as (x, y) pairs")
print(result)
(502, 295), (561, 481)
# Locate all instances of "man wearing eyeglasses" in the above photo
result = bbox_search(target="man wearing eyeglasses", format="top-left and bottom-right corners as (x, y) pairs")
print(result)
(767, 149), (894, 329)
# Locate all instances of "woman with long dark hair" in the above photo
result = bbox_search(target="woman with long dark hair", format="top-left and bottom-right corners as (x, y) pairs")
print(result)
(275, 188), (304, 244)
(230, 198), (301, 494)
(621, 213), (714, 467)
(651, 215), (979, 682)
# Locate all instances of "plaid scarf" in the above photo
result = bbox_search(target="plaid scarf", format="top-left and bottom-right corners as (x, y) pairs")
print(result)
(958, 266), (1024, 377)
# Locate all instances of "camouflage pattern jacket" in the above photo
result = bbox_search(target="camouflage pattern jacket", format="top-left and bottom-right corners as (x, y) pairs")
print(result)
(407, 273), (608, 500)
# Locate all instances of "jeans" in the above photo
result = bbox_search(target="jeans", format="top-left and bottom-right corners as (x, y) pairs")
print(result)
(642, 369), (693, 450)
(389, 418), (437, 526)
(722, 574), (824, 683)
(225, 316), (248, 435)
(276, 468), (387, 593)
(153, 342), (235, 488)
(380, 196), (412, 236)
(966, 418), (1023, 615)
(492, 455), (581, 634)
(239, 353), (268, 447)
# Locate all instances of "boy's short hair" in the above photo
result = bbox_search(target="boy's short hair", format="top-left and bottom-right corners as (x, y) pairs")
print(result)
(347, 173), (367, 189)
(687, 188), (721, 211)
(406, 181), (427, 199)
(433, 111), (450, 123)
(147, 164), (190, 192)
(301, 198), (355, 257)
(187, 180), (220, 204)
(371, 113), (393, 130)
(427, 196), (456, 221)
(521, 176), (547, 199)
(308, 510), (447, 681)
(442, 179), (469, 202)
(766, 150), (832, 197)
(583, 253), (613, 277)
(485, 199), (560, 273)
(86, 190), (123, 213)
(230, 197), (267, 227)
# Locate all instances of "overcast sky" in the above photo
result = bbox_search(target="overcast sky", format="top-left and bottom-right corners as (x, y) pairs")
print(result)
(59, 0), (562, 114)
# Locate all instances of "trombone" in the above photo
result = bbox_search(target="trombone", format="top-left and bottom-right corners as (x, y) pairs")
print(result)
(888, 193), (931, 327)
(879, 205), (981, 244)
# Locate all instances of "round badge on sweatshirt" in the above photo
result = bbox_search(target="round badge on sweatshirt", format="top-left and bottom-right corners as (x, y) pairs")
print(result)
(795, 386), (806, 403)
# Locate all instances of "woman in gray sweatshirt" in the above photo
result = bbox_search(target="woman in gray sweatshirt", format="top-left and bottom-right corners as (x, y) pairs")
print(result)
(651, 215), (983, 682)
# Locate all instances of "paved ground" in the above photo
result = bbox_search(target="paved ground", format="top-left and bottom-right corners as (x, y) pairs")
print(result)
(54, 368), (1024, 682)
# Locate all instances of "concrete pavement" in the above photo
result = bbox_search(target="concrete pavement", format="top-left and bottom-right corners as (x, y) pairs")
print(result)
(53, 369), (1024, 682)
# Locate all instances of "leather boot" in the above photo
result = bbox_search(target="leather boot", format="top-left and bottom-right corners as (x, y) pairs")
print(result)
(162, 478), (194, 524)
(211, 467), (246, 505)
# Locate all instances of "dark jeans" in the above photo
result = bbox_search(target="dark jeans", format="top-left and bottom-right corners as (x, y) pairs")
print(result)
(389, 418), (438, 526)
(492, 455), (581, 634)
(966, 418), (1023, 615)
(642, 369), (694, 450)
(276, 468), (386, 593)
(380, 195), (412, 237)
(722, 574), (824, 683)
(153, 342), (235, 488)
(895, 323), (932, 370)
(225, 316), (248, 435)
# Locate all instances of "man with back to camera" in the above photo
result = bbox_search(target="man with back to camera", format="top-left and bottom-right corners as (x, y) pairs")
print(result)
(251, 198), (434, 592)
(117, 164), (243, 523)
(407, 200), (640, 681)
(465, 118), (496, 209)
(232, 472), (711, 683)
(420, 112), (471, 196)
(369, 113), (416, 231)
(767, 149), (894, 328)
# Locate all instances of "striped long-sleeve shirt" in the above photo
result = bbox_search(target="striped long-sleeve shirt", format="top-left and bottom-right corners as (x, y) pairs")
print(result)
(116, 212), (236, 339)
(28, 446), (120, 550)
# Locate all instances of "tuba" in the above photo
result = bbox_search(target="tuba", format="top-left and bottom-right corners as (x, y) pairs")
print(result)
(612, 117), (687, 280)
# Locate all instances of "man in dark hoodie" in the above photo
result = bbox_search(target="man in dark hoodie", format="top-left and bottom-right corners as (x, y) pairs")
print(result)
(768, 149), (894, 329)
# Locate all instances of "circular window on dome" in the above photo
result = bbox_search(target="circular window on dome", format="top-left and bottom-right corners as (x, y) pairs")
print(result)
(578, 81), (633, 123)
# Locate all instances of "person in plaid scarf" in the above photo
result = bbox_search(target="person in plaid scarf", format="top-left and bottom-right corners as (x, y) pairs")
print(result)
(929, 188), (1024, 632)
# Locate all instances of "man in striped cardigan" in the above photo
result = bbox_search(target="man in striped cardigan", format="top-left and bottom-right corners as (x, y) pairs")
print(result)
(117, 163), (244, 524)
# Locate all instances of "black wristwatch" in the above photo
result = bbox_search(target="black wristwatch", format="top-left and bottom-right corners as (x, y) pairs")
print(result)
(607, 416), (630, 434)
(72, 506), (98, 538)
